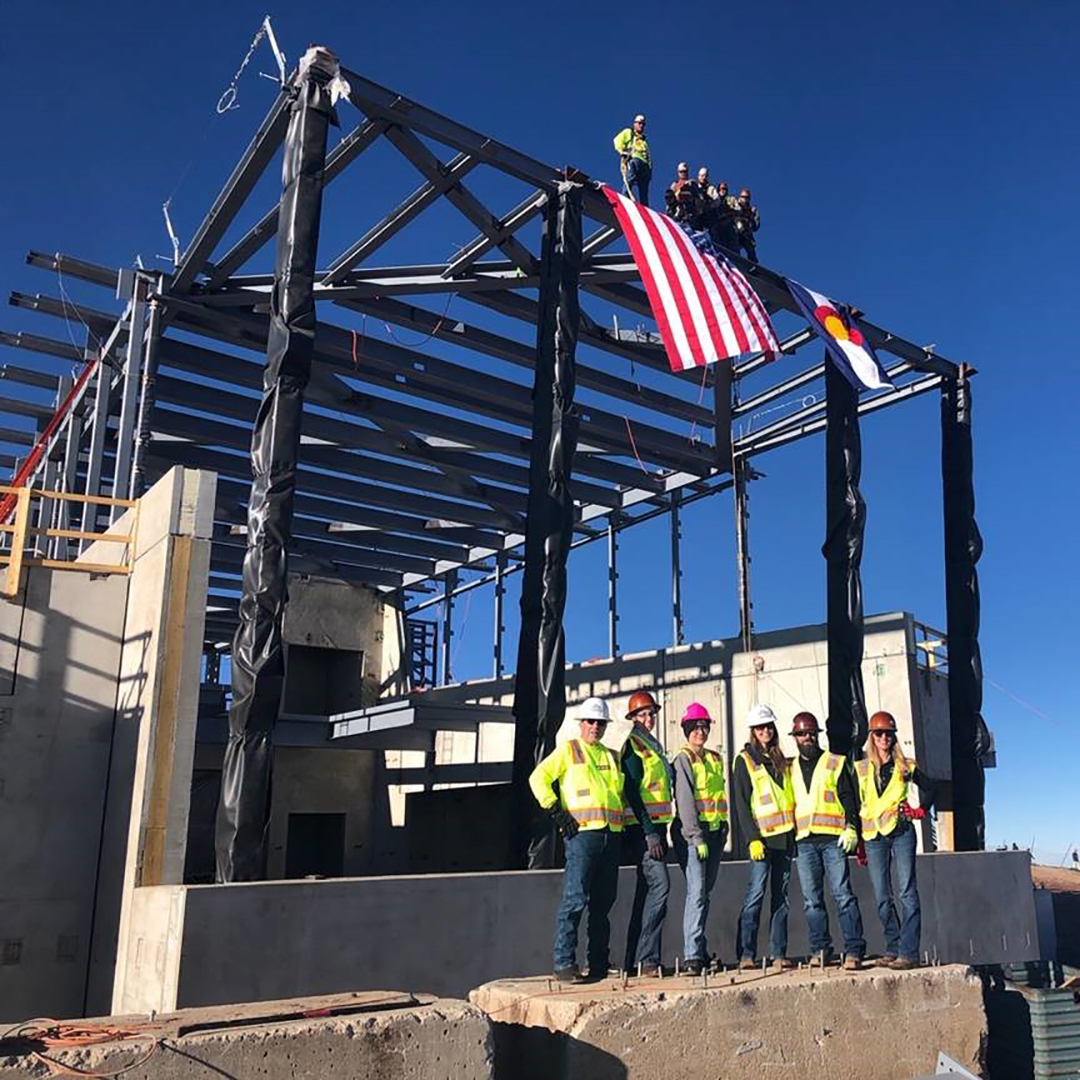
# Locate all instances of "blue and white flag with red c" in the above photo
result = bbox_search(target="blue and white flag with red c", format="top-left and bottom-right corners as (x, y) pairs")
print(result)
(787, 279), (893, 391)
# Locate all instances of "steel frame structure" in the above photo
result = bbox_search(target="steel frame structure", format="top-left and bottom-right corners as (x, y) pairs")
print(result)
(0, 66), (959, 666)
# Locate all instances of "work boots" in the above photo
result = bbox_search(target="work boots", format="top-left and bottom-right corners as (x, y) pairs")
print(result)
(843, 955), (863, 972)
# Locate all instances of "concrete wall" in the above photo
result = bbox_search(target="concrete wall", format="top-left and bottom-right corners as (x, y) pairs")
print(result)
(0, 468), (214, 1024)
(114, 849), (1039, 1013)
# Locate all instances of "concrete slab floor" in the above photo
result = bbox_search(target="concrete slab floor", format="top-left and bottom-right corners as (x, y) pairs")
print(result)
(0, 991), (494, 1079)
(471, 964), (988, 1080)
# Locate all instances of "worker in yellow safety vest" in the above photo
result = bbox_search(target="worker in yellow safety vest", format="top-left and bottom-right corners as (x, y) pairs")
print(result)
(529, 696), (625, 983)
(620, 690), (673, 976)
(671, 702), (728, 975)
(733, 704), (795, 970)
(856, 711), (935, 970)
(790, 712), (865, 970)
(613, 113), (651, 206)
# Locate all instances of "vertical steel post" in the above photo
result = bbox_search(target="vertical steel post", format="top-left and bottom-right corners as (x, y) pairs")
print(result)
(215, 47), (338, 883)
(942, 365), (986, 850)
(130, 292), (164, 499)
(56, 370), (85, 558)
(441, 568), (457, 685)
(110, 276), (147, 519)
(670, 489), (684, 646)
(43, 377), (70, 558)
(493, 549), (506, 678)
(508, 183), (582, 870)
(733, 456), (753, 652)
(81, 359), (112, 535)
(607, 515), (620, 658)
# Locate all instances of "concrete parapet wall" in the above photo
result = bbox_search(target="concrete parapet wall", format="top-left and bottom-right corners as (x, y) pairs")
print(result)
(471, 966), (987, 1080)
(0, 992), (494, 1080)
(114, 850), (1038, 1014)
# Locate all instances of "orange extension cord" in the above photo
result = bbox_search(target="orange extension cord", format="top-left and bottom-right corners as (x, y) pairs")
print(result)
(1, 1019), (160, 1078)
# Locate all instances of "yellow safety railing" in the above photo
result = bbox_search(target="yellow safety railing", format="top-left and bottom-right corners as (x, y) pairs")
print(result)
(0, 486), (139, 599)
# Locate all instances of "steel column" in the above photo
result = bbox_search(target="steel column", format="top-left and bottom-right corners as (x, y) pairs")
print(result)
(110, 277), (147, 518)
(608, 516), (620, 658)
(670, 490), (684, 646)
(441, 568), (457, 685)
(734, 457), (753, 652)
(130, 294), (163, 498)
(493, 550), (506, 678)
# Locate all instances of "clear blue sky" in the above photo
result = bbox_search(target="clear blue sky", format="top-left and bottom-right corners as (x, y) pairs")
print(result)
(3, 2), (1077, 860)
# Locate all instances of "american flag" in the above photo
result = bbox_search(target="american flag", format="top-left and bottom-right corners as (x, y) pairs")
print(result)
(602, 185), (778, 374)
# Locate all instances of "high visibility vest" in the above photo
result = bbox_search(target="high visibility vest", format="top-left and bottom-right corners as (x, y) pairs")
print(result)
(529, 738), (624, 832)
(739, 750), (795, 837)
(626, 732), (674, 826)
(793, 753), (848, 840)
(677, 745), (728, 828)
(855, 758), (911, 840)
(613, 127), (651, 166)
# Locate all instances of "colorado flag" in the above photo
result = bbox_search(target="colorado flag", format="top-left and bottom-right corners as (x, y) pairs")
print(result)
(787, 279), (893, 391)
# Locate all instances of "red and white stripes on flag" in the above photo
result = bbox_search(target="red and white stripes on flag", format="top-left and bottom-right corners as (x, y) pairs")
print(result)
(602, 185), (779, 374)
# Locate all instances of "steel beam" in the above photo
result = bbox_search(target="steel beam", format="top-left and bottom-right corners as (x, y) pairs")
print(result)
(670, 489), (684, 646)
(493, 549), (506, 678)
(441, 569), (457, 684)
(608, 516), (620, 658)
(443, 189), (547, 278)
(110, 276), (147, 515)
(170, 89), (292, 295)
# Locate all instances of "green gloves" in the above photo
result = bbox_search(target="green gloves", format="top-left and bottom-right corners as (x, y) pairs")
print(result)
(749, 839), (766, 861)
(837, 826), (859, 854)
(695, 841), (710, 861)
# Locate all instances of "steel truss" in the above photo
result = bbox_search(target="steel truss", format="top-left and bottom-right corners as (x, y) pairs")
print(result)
(1, 65), (960, 659)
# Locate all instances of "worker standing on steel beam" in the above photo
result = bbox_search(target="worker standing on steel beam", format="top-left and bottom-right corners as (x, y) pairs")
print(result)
(613, 114), (652, 206)
(856, 711), (934, 970)
(790, 712), (866, 971)
(733, 704), (795, 970)
(734, 187), (761, 262)
(621, 690), (674, 976)
(529, 697), (625, 983)
(672, 702), (729, 975)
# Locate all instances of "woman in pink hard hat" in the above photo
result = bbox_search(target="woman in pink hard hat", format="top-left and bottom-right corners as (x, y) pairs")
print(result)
(671, 702), (729, 974)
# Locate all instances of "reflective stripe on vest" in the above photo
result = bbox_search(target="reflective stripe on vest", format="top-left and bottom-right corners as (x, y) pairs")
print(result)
(855, 758), (910, 840)
(793, 752), (848, 840)
(740, 750), (795, 837)
(627, 733), (674, 825)
(562, 739), (624, 832)
(678, 745), (728, 827)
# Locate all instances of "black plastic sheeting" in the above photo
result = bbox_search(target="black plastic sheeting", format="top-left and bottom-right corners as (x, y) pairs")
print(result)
(215, 55), (336, 882)
(508, 184), (582, 870)
(822, 355), (869, 756)
(942, 369), (988, 850)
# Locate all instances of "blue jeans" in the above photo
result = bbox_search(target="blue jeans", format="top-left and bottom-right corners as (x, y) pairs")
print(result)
(623, 828), (670, 969)
(738, 847), (792, 960)
(795, 836), (866, 957)
(865, 824), (921, 961)
(553, 829), (621, 973)
(674, 824), (726, 963)
(625, 158), (651, 207)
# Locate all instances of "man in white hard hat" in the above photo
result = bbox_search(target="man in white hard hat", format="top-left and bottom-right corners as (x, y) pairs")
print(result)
(530, 697), (626, 982)
(732, 703), (796, 970)
(613, 113), (651, 205)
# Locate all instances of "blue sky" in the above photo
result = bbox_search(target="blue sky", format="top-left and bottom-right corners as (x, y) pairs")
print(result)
(3, 2), (1077, 860)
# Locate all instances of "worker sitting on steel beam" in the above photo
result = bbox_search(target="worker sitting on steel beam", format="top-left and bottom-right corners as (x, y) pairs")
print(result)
(733, 187), (761, 263)
(529, 697), (625, 983)
(613, 114), (651, 206)
(672, 702), (729, 976)
(790, 712), (866, 971)
(855, 711), (934, 970)
(621, 690), (673, 977)
(733, 704), (795, 970)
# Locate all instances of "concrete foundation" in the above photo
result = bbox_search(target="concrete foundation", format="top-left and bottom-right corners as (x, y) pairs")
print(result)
(113, 850), (1038, 1014)
(471, 965), (988, 1080)
(0, 991), (494, 1079)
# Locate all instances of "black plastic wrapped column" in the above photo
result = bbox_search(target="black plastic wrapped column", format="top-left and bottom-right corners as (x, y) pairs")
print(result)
(215, 51), (336, 882)
(508, 183), (582, 870)
(942, 367), (988, 850)
(822, 355), (869, 756)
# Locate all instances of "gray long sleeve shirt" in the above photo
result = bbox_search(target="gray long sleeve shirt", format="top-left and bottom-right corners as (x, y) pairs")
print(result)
(672, 750), (728, 847)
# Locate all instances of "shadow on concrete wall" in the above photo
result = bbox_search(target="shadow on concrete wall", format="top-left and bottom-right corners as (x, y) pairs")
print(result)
(492, 1021), (628, 1080)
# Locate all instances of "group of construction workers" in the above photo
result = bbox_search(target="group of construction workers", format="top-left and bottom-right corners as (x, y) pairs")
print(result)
(529, 694), (934, 982)
(612, 113), (761, 262)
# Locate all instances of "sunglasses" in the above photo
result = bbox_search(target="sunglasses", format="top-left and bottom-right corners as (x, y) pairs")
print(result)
(582, 718), (608, 726)
(871, 731), (896, 739)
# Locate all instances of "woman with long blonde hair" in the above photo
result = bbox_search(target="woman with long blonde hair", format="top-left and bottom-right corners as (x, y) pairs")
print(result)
(854, 711), (935, 969)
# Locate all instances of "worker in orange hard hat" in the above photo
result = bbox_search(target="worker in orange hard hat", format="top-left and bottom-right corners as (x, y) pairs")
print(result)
(855, 711), (936, 970)
(790, 712), (865, 970)
(733, 187), (761, 263)
(621, 690), (673, 975)
(734, 704), (795, 969)
(672, 702), (728, 974)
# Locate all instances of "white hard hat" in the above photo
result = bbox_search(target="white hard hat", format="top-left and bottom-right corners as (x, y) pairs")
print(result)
(634, 113), (646, 123)
(747, 703), (778, 728)
(677, 161), (689, 171)
(577, 697), (611, 723)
